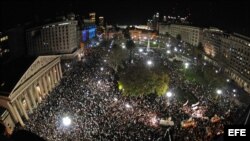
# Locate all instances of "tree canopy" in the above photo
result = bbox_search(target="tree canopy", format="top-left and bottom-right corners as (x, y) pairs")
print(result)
(118, 63), (169, 96)
(108, 44), (128, 72)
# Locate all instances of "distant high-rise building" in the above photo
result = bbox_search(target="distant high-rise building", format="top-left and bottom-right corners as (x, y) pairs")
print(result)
(89, 12), (96, 23)
(163, 16), (167, 22)
(152, 12), (160, 31)
(99, 16), (104, 27)
(156, 12), (159, 18)
(26, 20), (79, 56)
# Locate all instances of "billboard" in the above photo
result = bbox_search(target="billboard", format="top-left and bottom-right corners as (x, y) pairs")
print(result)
(88, 28), (96, 39)
(82, 30), (88, 42)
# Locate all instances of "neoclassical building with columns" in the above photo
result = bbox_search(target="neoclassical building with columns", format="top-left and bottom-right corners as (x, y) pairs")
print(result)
(0, 55), (62, 134)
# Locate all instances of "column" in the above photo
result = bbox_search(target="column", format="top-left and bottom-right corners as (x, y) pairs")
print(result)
(47, 73), (52, 92)
(56, 64), (61, 82)
(7, 102), (18, 122)
(59, 63), (63, 79)
(24, 93), (33, 113)
(52, 68), (56, 85)
(53, 66), (58, 83)
(12, 103), (24, 127)
(17, 99), (29, 120)
(38, 79), (44, 97)
(50, 70), (55, 88)
(28, 87), (37, 108)
(42, 76), (48, 95)
(32, 84), (40, 103)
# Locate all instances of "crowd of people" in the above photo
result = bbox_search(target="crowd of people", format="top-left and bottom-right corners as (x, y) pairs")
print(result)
(15, 47), (248, 141)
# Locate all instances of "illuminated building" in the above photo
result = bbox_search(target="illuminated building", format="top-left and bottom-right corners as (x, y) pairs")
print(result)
(0, 34), (9, 59)
(26, 20), (79, 56)
(99, 16), (104, 27)
(0, 55), (62, 134)
(169, 24), (202, 46)
(159, 24), (170, 35)
(202, 28), (224, 58)
(202, 28), (250, 93)
(89, 12), (96, 23)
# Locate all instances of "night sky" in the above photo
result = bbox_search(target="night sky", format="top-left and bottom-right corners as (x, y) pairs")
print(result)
(1, 0), (250, 35)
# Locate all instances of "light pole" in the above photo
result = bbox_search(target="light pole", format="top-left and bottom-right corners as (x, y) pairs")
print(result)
(166, 91), (172, 106)
(216, 89), (222, 102)
(147, 60), (153, 67)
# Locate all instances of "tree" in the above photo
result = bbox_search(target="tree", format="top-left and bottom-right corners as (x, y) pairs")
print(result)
(108, 44), (127, 72)
(118, 63), (169, 96)
(176, 34), (181, 41)
(126, 39), (135, 63)
(123, 26), (131, 39)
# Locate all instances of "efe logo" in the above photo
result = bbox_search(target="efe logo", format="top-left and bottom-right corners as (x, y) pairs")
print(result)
(228, 129), (246, 136)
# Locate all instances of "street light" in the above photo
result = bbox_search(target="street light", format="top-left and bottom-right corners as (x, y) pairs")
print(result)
(147, 60), (153, 66)
(167, 50), (171, 54)
(166, 91), (172, 97)
(139, 48), (143, 52)
(100, 67), (104, 71)
(226, 79), (230, 82)
(184, 62), (189, 69)
(62, 116), (71, 126)
(233, 89), (237, 93)
(125, 103), (132, 109)
(216, 89), (222, 95)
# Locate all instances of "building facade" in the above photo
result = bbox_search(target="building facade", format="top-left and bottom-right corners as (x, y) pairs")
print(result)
(224, 34), (250, 93)
(159, 24), (170, 35)
(0, 55), (62, 134)
(169, 24), (202, 46)
(26, 20), (78, 56)
(202, 28), (224, 58)
(202, 28), (250, 93)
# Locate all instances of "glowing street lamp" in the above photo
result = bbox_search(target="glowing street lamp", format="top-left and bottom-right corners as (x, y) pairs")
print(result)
(139, 48), (143, 52)
(100, 67), (104, 71)
(125, 103), (132, 109)
(233, 89), (237, 93)
(184, 62), (189, 69)
(166, 50), (171, 54)
(226, 79), (230, 82)
(166, 91), (172, 97)
(147, 60), (153, 66)
(62, 116), (71, 126)
(216, 89), (222, 95)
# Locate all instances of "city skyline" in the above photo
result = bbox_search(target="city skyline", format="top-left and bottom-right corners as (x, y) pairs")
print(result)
(1, 0), (249, 35)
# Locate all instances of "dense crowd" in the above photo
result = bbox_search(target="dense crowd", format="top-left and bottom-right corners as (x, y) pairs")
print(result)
(17, 47), (248, 141)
